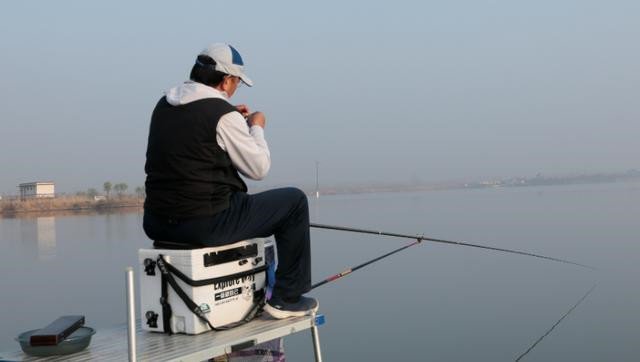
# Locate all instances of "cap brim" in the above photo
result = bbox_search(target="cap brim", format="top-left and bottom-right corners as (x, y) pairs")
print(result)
(212, 61), (253, 87)
(239, 74), (253, 87)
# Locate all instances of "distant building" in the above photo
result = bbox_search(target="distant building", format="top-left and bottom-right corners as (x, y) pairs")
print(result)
(19, 182), (55, 200)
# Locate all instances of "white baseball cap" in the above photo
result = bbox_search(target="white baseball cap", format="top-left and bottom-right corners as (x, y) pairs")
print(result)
(198, 43), (253, 87)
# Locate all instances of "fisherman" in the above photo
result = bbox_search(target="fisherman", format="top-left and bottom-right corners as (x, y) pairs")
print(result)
(142, 43), (317, 319)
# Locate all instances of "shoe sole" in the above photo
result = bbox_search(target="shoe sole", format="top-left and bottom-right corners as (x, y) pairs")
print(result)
(263, 302), (320, 320)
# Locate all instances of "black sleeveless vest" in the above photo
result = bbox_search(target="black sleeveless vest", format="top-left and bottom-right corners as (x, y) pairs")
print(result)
(144, 97), (247, 218)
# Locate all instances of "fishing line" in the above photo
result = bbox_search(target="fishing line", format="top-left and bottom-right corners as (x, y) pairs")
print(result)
(311, 223), (596, 271)
(515, 284), (597, 361)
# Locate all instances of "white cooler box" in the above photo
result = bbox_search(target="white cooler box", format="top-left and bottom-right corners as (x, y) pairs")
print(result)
(139, 239), (273, 335)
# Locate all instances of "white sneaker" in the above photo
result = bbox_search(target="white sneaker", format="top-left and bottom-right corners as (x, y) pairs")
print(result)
(264, 296), (319, 319)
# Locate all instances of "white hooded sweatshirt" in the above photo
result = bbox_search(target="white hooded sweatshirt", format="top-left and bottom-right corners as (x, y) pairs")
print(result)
(165, 81), (270, 181)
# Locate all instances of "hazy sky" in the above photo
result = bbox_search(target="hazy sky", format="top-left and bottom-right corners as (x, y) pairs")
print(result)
(1, 1), (638, 194)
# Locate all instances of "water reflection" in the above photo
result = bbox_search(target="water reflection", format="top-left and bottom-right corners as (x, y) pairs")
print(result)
(1, 185), (638, 360)
(19, 216), (57, 260)
(311, 197), (320, 222)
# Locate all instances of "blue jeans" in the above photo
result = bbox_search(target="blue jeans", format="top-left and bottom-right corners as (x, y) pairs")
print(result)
(143, 187), (311, 299)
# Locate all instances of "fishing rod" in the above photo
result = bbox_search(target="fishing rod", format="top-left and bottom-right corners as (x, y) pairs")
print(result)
(515, 284), (597, 361)
(309, 223), (596, 289)
(311, 237), (423, 290)
(311, 223), (595, 269)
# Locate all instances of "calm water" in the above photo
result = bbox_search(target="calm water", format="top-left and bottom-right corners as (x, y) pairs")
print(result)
(1, 183), (638, 361)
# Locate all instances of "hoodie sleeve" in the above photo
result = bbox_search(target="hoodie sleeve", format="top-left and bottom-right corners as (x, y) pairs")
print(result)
(216, 111), (271, 180)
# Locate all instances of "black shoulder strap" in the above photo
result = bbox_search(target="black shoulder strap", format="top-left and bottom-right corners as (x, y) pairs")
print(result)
(157, 255), (217, 331)
(160, 272), (173, 335)
(156, 254), (267, 333)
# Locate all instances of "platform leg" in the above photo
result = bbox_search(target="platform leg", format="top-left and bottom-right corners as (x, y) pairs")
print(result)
(311, 316), (323, 362)
(126, 267), (137, 362)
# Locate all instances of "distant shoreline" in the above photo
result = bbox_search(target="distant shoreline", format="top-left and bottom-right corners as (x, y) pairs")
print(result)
(2, 172), (639, 218)
(297, 170), (640, 197)
(0, 196), (143, 218)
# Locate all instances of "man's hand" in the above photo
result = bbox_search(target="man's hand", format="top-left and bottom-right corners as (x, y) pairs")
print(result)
(235, 104), (250, 118)
(247, 112), (266, 129)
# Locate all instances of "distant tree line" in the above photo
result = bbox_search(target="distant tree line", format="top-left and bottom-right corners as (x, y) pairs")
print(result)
(73, 182), (145, 199)
(101, 182), (144, 199)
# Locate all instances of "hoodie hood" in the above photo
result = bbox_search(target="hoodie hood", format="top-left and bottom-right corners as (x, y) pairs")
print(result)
(165, 81), (228, 106)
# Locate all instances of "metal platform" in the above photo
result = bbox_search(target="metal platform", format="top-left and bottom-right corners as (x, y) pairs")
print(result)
(1, 314), (325, 361)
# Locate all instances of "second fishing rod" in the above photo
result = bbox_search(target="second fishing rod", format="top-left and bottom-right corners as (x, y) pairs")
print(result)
(309, 222), (596, 290)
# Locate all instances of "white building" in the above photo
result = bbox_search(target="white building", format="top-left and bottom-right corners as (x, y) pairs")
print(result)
(19, 182), (55, 200)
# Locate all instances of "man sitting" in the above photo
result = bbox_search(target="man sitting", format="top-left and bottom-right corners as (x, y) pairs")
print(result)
(143, 43), (317, 318)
